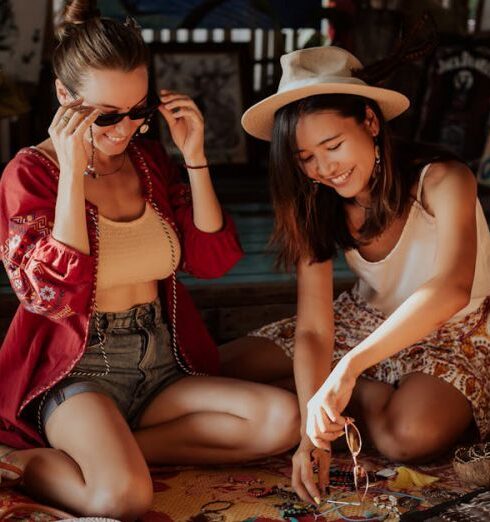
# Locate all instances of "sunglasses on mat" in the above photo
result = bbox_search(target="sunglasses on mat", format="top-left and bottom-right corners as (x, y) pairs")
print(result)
(67, 88), (160, 127)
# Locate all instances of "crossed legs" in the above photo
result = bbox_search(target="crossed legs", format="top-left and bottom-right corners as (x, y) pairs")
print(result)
(5, 376), (299, 521)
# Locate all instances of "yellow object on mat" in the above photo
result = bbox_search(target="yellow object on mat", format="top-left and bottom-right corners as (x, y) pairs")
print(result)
(389, 466), (440, 489)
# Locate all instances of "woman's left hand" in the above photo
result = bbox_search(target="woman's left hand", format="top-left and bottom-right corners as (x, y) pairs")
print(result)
(306, 356), (358, 449)
(158, 89), (205, 163)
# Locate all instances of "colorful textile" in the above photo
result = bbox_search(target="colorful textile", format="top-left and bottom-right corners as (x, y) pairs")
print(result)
(0, 139), (243, 449)
(249, 289), (490, 440)
(0, 450), (475, 521)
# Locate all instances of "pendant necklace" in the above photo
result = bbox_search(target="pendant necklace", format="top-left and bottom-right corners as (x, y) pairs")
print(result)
(353, 198), (372, 211)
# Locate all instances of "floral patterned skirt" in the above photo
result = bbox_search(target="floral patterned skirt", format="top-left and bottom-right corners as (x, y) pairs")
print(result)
(249, 289), (490, 440)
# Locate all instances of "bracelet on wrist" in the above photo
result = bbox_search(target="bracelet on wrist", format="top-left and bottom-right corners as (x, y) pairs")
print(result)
(184, 163), (209, 170)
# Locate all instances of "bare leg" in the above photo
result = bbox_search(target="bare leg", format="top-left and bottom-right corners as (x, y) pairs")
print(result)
(134, 376), (300, 464)
(219, 336), (294, 389)
(7, 393), (153, 521)
(350, 373), (474, 462)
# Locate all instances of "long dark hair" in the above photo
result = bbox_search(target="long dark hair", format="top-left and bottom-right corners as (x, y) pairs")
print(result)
(53, 0), (149, 92)
(269, 94), (460, 270)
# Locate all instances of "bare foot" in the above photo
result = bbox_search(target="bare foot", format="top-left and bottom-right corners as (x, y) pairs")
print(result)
(0, 446), (23, 487)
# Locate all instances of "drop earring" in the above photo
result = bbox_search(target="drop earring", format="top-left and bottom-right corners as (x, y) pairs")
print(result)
(374, 137), (381, 167)
(138, 112), (154, 135)
(139, 121), (149, 134)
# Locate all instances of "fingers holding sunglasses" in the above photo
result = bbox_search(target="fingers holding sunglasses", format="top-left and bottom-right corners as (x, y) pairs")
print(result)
(160, 104), (203, 129)
(161, 98), (204, 121)
(51, 98), (84, 129)
(63, 107), (94, 135)
(321, 408), (346, 434)
(307, 412), (343, 448)
(160, 104), (205, 160)
(321, 398), (345, 426)
(72, 107), (101, 136)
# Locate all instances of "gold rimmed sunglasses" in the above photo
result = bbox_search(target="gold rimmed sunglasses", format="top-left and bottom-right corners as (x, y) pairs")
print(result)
(345, 419), (370, 502)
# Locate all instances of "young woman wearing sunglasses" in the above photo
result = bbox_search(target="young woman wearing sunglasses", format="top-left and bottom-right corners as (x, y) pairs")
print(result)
(222, 44), (490, 505)
(0, 0), (299, 518)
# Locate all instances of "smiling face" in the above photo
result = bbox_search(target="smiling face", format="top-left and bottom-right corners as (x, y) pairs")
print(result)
(56, 65), (149, 158)
(295, 107), (379, 200)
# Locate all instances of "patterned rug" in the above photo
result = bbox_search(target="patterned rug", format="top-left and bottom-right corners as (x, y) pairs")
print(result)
(0, 449), (478, 521)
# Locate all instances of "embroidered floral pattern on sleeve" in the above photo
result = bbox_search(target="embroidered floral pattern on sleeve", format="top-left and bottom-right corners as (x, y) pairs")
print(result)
(1, 212), (74, 318)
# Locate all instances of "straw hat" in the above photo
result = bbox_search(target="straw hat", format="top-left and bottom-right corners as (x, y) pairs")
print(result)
(241, 46), (410, 141)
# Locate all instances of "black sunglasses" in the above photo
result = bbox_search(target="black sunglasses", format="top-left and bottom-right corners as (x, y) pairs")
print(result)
(67, 88), (160, 127)
(94, 100), (160, 127)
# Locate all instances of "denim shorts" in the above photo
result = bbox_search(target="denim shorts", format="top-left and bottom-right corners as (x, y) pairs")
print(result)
(36, 297), (185, 433)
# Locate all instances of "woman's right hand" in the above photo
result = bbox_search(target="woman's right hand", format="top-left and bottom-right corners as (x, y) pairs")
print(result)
(48, 99), (100, 177)
(291, 436), (331, 506)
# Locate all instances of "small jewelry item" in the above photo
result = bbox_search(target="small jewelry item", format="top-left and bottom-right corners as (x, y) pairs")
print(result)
(139, 122), (149, 134)
(353, 198), (372, 211)
(84, 152), (126, 179)
(398, 496), (421, 510)
(184, 163), (209, 170)
(83, 125), (127, 179)
(187, 500), (233, 522)
(248, 486), (274, 497)
(374, 137), (381, 166)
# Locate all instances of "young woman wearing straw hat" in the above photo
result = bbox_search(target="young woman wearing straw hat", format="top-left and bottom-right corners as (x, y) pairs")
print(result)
(221, 45), (490, 504)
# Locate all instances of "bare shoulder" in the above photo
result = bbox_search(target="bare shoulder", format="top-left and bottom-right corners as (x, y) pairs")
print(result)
(424, 160), (476, 192)
(421, 161), (476, 215)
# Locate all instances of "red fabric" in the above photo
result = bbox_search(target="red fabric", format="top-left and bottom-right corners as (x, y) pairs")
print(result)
(0, 139), (243, 449)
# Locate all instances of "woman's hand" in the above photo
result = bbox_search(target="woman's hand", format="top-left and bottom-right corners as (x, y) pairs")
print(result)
(158, 89), (205, 164)
(306, 356), (357, 449)
(291, 436), (331, 505)
(48, 98), (100, 178)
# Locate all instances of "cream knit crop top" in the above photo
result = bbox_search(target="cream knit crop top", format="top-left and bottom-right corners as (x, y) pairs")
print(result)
(96, 202), (181, 295)
(345, 164), (490, 321)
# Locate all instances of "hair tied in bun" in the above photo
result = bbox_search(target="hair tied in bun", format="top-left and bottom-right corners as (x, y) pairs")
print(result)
(64, 0), (100, 25)
(124, 16), (141, 31)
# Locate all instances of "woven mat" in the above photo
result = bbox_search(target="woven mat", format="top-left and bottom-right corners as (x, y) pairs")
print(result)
(0, 449), (475, 521)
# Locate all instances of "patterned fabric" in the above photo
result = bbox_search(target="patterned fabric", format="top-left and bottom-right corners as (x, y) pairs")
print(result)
(249, 289), (490, 440)
(0, 450), (478, 521)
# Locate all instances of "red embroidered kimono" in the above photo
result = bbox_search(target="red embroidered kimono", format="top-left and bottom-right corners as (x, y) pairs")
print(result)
(0, 139), (243, 449)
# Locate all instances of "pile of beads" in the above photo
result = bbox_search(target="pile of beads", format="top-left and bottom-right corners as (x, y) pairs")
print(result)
(373, 494), (400, 521)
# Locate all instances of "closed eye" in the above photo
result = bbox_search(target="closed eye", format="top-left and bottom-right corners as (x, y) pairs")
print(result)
(327, 142), (343, 151)
(299, 156), (314, 164)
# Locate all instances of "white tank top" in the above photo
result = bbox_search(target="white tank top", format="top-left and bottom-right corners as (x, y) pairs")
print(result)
(344, 164), (490, 321)
(96, 202), (181, 294)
